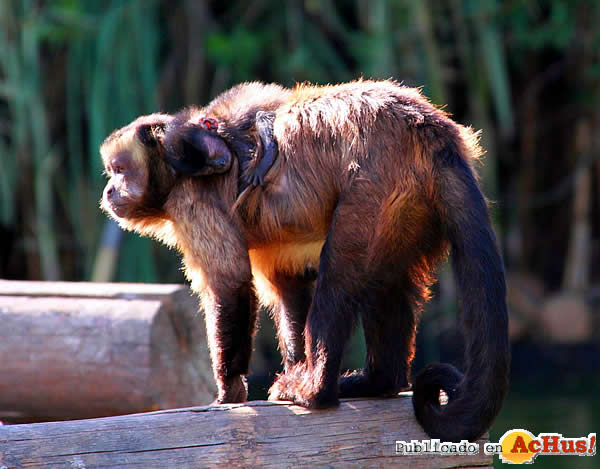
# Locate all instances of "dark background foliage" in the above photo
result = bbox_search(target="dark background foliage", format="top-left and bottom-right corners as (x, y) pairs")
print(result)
(1, 2), (599, 466)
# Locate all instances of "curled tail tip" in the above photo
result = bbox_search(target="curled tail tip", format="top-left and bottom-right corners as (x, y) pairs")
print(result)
(412, 362), (504, 442)
(412, 363), (463, 438)
(412, 362), (463, 403)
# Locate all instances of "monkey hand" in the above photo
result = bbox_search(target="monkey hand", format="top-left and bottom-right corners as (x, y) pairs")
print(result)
(243, 158), (272, 186)
(243, 110), (278, 186)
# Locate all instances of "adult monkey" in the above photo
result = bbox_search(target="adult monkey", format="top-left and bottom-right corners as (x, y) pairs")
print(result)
(100, 80), (509, 442)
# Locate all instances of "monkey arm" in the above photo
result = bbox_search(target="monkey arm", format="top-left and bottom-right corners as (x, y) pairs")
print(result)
(172, 196), (257, 403)
(244, 110), (278, 186)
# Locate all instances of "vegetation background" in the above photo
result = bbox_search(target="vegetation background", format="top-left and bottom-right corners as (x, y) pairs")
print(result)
(1, 1), (598, 466)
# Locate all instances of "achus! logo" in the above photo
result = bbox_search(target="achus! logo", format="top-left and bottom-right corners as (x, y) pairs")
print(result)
(498, 429), (596, 464)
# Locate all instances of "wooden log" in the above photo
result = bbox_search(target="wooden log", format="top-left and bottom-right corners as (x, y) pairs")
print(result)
(0, 396), (492, 468)
(0, 281), (215, 423)
(0, 279), (195, 301)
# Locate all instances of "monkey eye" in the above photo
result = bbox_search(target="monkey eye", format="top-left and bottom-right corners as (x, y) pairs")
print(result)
(113, 165), (124, 174)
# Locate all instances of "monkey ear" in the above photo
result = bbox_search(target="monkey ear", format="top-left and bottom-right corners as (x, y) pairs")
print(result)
(137, 123), (167, 148)
(166, 127), (233, 177)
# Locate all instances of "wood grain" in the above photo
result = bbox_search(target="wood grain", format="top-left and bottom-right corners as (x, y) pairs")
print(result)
(0, 396), (493, 468)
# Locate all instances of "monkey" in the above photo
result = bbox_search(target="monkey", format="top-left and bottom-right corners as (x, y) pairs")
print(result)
(100, 80), (509, 443)
(164, 110), (279, 187)
(163, 82), (291, 192)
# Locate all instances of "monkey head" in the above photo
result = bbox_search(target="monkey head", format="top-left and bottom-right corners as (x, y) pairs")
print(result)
(100, 113), (177, 226)
(100, 110), (238, 230)
(163, 109), (234, 177)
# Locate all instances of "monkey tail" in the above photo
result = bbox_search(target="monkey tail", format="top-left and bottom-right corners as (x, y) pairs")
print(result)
(412, 143), (510, 442)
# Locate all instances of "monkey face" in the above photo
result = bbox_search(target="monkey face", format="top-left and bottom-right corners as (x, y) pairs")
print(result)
(102, 149), (148, 219)
(100, 114), (175, 222)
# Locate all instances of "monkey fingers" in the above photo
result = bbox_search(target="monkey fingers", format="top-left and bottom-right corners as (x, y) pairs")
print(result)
(243, 111), (278, 186)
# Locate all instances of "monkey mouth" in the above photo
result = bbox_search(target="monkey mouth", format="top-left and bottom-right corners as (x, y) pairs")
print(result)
(110, 204), (129, 218)
(103, 198), (129, 218)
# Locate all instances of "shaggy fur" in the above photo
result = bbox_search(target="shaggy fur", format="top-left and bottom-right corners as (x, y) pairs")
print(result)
(100, 80), (509, 443)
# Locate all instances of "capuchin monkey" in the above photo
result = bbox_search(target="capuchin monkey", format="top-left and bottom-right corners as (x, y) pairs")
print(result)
(100, 80), (509, 443)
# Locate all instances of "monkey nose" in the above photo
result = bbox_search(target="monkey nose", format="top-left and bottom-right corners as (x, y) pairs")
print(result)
(105, 186), (114, 198)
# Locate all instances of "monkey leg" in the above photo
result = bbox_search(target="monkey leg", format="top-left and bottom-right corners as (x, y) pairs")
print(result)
(266, 270), (315, 372)
(338, 190), (445, 399)
(202, 280), (258, 404)
(268, 196), (370, 408)
(339, 276), (417, 398)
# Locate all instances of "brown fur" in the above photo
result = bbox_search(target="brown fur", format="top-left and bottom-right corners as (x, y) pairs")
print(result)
(100, 80), (508, 442)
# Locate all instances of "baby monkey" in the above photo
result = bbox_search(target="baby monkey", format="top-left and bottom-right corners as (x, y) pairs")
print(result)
(164, 109), (278, 187)
(163, 82), (290, 189)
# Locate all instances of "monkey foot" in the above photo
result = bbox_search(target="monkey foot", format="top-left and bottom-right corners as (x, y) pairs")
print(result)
(214, 375), (248, 404)
(339, 370), (412, 398)
(268, 363), (339, 409)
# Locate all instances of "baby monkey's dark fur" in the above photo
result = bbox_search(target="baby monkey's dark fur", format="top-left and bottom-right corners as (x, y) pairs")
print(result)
(100, 80), (509, 443)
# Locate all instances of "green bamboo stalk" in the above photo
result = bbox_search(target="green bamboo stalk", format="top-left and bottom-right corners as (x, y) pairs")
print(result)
(0, 132), (16, 226)
(304, 20), (352, 82)
(131, 1), (158, 110)
(0, 5), (17, 227)
(19, 0), (61, 279)
(65, 43), (85, 241)
(365, 0), (394, 78)
(471, 0), (514, 139)
(411, 0), (446, 105)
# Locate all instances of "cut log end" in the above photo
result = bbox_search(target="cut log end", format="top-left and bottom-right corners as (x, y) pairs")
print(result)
(0, 281), (215, 423)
